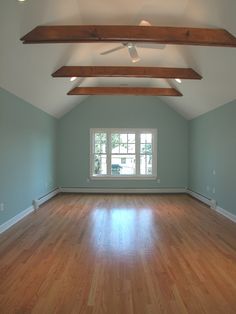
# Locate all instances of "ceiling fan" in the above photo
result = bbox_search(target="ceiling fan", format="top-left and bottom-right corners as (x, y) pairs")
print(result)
(100, 20), (165, 63)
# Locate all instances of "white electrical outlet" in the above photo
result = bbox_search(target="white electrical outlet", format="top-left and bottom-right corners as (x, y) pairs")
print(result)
(157, 178), (161, 184)
(212, 187), (216, 194)
(32, 200), (39, 210)
(210, 199), (217, 209)
(213, 169), (216, 176)
(0, 203), (4, 211)
(206, 185), (210, 192)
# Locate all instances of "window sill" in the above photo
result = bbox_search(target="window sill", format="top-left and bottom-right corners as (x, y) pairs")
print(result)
(90, 175), (157, 181)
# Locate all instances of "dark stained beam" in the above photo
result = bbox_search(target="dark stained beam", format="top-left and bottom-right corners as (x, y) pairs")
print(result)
(52, 66), (202, 80)
(67, 87), (182, 96)
(21, 25), (236, 47)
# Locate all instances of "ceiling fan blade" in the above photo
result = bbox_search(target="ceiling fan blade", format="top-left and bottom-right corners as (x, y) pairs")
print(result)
(128, 44), (140, 63)
(136, 43), (166, 49)
(100, 45), (125, 55)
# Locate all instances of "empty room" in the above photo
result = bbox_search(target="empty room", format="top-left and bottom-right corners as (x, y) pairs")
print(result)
(0, 0), (236, 313)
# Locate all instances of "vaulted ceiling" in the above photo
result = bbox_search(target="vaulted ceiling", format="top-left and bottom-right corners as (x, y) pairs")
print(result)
(0, 0), (235, 119)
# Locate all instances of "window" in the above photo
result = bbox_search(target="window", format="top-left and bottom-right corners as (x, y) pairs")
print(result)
(90, 129), (157, 179)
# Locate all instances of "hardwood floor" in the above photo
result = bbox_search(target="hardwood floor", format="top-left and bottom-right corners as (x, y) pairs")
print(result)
(0, 194), (236, 314)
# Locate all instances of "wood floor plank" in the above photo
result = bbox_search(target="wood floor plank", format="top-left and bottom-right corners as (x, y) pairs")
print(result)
(0, 194), (236, 313)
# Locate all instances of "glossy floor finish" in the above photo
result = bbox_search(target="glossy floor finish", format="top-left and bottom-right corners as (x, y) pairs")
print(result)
(0, 194), (236, 314)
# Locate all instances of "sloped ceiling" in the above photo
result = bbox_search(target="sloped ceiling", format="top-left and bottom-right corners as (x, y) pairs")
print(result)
(0, 0), (235, 119)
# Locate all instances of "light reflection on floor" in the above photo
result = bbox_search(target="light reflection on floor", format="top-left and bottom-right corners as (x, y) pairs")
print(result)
(90, 208), (155, 255)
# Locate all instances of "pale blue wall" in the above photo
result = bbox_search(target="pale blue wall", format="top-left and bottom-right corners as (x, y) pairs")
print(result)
(1, 87), (235, 225)
(58, 96), (188, 189)
(189, 99), (236, 215)
(0, 88), (58, 225)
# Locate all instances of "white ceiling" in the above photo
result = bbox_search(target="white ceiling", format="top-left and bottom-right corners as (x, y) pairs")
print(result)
(0, 0), (235, 119)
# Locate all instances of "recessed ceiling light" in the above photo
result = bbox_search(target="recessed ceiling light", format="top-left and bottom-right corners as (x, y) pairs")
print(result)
(70, 77), (77, 82)
(175, 78), (182, 84)
(18, 0), (26, 2)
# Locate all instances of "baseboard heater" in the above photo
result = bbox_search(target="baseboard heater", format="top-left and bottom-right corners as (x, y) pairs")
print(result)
(33, 188), (60, 210)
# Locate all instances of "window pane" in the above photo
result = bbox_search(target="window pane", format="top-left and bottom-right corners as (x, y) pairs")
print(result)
(111, 142), (119, 153)
(119, 143), (127, 153)
(100, 133), (107, 144)
(140, 133), (152, 143)
(94, 154), (107, 175)
(140, 134), (146, 143)
(95, 133), (107, 144)
(111, 133), (120, 153)
(120, 134), (127, 143)
(128, 144), (135, 153)
(140, 155), (145, 175)
(95, 142), (106, 153)
(112, 155), (135, 175)
(101, 144), (106, 153)
(128, 134), (135, 143)
(140, 155), (152, 175)
(140, 144), (145, 154)
(95, 133), (101, 143)
(94, 133), (107, 153)
(111, 133), (119, 144)
(121, 158), (126, 164)
(141, 143), (152, 154)
(146, 134), (152, 143)
(95, 144), (101, 153)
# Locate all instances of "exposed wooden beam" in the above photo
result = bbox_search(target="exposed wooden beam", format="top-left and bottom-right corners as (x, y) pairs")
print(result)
(21, 25), (236, 47)
(67, 87), (182, 96)
(52, 66), (202, 80)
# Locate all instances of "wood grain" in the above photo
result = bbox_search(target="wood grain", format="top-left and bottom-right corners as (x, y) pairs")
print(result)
(0, 194), (236, 313)
(52, 66), (202, 80)
(21, 25), (236, 47)
(67, 87), (182, 96)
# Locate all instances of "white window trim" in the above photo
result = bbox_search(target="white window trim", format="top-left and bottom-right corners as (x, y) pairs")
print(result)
(90, 128), (157, 180)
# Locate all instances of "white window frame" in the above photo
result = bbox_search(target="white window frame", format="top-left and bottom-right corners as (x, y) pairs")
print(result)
(90, 128), (157, 180)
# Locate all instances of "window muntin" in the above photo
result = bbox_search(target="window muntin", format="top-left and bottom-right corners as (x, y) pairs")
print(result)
(91, 129), (157, 179)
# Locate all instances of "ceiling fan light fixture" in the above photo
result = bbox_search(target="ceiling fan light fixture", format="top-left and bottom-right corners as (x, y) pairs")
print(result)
(128, 44), (141, 63)
(127, 43), (133, 49)
(70, 77), (77, 82)
(132, 57), (141, 63)
(139, 20), (152, 27)
(175, 78), (182, 84)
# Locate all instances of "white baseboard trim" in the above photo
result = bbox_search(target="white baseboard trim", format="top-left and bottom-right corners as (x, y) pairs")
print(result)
(0, 188), (60, 234)
(187, 189), (236, 224)
(214, 205), (236, 223)
(187, 189), (212, 206)
(0, 205), (34, 234)
(60, 187), (187, 194)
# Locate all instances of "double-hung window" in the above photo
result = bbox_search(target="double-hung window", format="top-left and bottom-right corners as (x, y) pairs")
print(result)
(90, 128), (157, 179)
